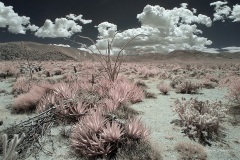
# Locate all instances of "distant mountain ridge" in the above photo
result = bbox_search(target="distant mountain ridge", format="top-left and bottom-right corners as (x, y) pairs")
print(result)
(0, 41), (97, 61)
(0, 41), (239, 61)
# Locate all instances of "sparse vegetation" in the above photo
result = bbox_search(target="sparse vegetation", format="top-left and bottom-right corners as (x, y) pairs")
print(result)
(1, 45), (240, 160)
(175, 141), (207, 160)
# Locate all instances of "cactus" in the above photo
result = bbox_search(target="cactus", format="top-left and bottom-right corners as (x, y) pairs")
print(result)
(2, 133), (25, 160)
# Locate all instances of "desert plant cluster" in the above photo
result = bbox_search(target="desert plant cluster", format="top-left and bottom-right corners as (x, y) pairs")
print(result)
(173, 98), (228, 145)
(1, 52), (240, 159)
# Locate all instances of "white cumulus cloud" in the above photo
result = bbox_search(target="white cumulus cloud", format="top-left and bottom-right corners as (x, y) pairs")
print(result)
(0, 2), (33, 34)
(82, 4), (212, 54)
(210, 1), (231, 22)
(229, 4), (240, 22)
(27, 24), (39, 32)
(35, 14), (92, 38)
(66, 14), (92, 24)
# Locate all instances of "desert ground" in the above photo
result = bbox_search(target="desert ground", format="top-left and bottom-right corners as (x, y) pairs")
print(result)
(0, 43), (240, 160)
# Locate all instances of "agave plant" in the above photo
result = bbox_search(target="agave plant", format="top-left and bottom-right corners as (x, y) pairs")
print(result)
(101, 121), (124, 142)
(84, 110), (106, 133)
(125, 118), (150, 140)
(68, 100), (88, 116)
(71, 124), (112, 157)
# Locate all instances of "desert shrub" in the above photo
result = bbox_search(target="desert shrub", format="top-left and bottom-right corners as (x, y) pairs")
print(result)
(158, 81), (171, 95)
(227, 78), (240, 106)
(175, 141), (207, 160)
(201, 79), (217, 89)
(170, 76), (185, 88)
(95, 77), (145, 109)
(175, 80), (201, 94)
(12, 77), (32, 96)
(138, 67), (159, 79)
(173, 98), (228, 144)
(12, 85), (48, 113)
(1, 65), (16, 77)
(109, 78), (145, 106)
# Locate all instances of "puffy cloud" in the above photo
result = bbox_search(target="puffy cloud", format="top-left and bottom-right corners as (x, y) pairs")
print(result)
(66, 14), (92, 24)
(27, 24), (39, 32)
(82, 4), (212, 54)
(0, 2), (32, 34)
(96, 22), (117, 39)
(35, 18), (82, 38)
(222, 46), (240, 52)
(35, 14), (92, 38)
(49, 44), (71, 47)
(210, 1), (231, 22)
(229, 4), (240, 22)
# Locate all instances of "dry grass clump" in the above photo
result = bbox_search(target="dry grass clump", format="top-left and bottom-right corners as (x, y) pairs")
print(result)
(12, 77), (32, 96)
(175, 141), (207, 160)
(12, 85), (49, 113)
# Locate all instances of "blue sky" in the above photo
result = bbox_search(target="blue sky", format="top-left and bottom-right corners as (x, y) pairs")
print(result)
(0, 0), (240, 54)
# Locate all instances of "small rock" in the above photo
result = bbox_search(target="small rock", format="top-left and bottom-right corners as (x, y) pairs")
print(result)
(0, 120), (3, 126)
(165, 135), (174, 140)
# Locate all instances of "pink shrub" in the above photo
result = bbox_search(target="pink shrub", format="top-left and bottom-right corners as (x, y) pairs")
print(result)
(138, 66), (159, 78)
(13, 85), (47, 113)
(12, 77), (32, 95)
(109, 77), (145, 106)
